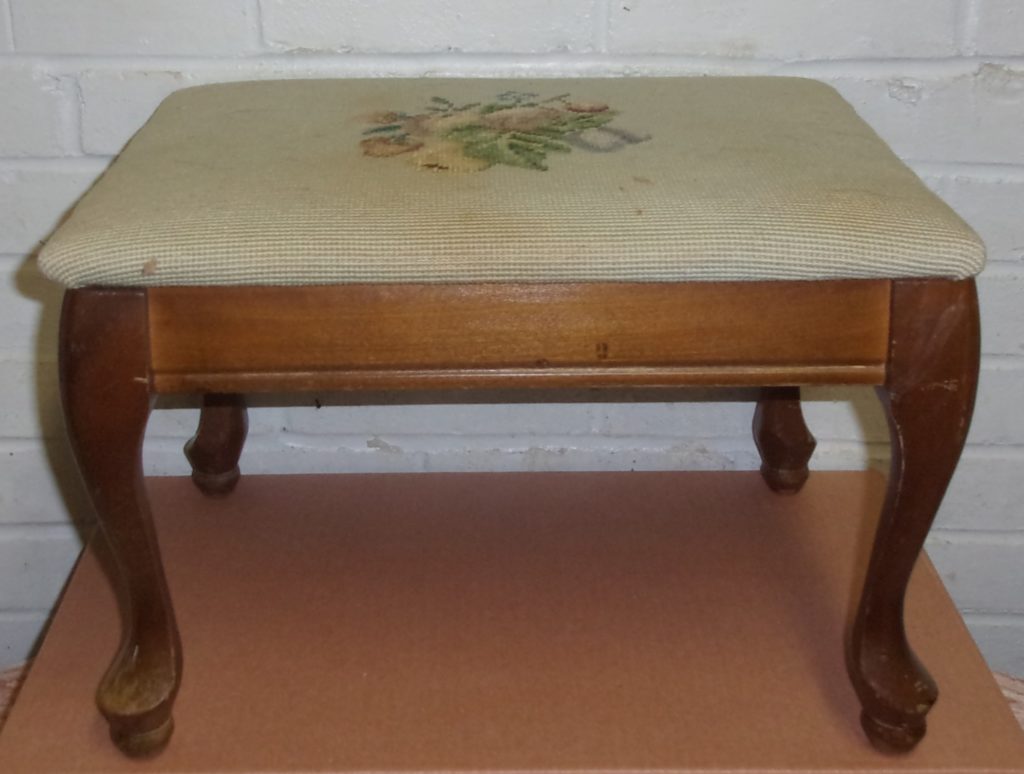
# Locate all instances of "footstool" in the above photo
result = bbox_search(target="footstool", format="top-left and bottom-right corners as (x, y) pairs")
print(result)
(39, 77), (983, 757)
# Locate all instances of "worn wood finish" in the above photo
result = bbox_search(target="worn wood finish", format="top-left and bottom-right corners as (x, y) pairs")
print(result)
(59, 288), (181, 757)
(753, 387), (817, 493)
(848, 278), (980, 752)
(184, 394), (248, 496)
(61, 276), (980, 759)
(147, 281), (891, 394)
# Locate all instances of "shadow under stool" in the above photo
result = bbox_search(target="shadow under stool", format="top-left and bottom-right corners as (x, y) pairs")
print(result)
(37, 77), (984, 758)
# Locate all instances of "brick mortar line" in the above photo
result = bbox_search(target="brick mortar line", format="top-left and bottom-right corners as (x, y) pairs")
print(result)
(135, 436), (881, 457)
(0, 352), (57, 362)
(172, 435), (884, 455)
(930, 529), (1024, 542)
(0, 156), (111, 170)
(0, 523), (80, 538)
(960, 445), (1024, 459)
(962, 612), (1024, 625)
(0, 519), (91, 528)
(979, 355), (1024, 369)
(592, 0), (610, 53)
(0, 437), (56, 449)
(955, 0), (980, 56)
(956, 609), (1024, 620)
(54, 73), (82, 156)
(151, 436), (1024, 456)
(0, 52), (1022, 73)
(69, 71), (85, 155)
(980, 263), (1024, 277)
(978, 263), (1023, 276)
(246, 0), (264, 51)
(185, 432), (772, 445)
(134, 436), (1024, 462)
(911, 161), (1024, 179)
(1, 0), (13, 51)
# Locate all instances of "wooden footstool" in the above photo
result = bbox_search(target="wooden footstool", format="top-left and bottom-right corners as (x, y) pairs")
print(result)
(39, 78), (983, 758)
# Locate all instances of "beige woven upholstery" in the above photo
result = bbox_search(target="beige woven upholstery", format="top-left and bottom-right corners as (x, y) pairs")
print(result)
(39, 77), (984, 287)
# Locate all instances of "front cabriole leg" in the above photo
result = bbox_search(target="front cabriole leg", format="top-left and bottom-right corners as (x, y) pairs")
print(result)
(847, 278), (980, 752)
(59, 288), (182, 757)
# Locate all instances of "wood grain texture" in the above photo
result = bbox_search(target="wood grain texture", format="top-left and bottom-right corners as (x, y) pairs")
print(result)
(148, 281), (891, 394)
(848, 278), (981, 753)
(59, 288), (181, 757)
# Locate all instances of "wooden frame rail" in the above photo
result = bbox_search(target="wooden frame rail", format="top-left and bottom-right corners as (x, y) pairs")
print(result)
(146, 281), (891, 393)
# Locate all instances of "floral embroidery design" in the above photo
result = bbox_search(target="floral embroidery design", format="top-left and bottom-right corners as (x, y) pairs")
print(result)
(360, 91), (650, 172)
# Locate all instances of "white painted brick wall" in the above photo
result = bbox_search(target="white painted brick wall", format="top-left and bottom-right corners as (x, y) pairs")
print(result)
(929, 173), (1024, 265)
(0, 359), (60, 439)
(607, 0), (959, 59)
(0, 65), (71, 156)
(969, 366), (1024, 446)
(0, 442), (87, 526)
(10, 0), (257, 56)
(926, 533), (1024, 613)
(0, 612), (49, 664)
(826, 65), (1024, 165)
(939, 451), (1024, 531)
(78, 69), (189, 155)
(0, 256), (62, 359)
(962, 617), (1024, 676)
(261, 0), (598, 54)
(0, 0), (11, 53)
(973, 0), (1024, 56)
(0, 162), (106, 253)
(0, 525), (82, 609)
(978, 269), (1024, 355)
(0, 0), (1022, 677)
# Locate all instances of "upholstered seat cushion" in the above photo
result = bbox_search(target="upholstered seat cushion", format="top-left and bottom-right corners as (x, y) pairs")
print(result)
(39, 77), (983, 287)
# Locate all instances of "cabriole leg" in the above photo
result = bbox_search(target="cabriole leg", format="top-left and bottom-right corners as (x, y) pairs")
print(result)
(753, 386), (816, 494)
(59, 288), (182, 757)
(848, 279), (980, 752)
(184, 393), (248, 496)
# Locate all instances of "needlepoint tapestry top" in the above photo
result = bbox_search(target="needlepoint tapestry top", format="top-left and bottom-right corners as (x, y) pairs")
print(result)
(360, 90), (650, 172)
(36, 78), (985, 287)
